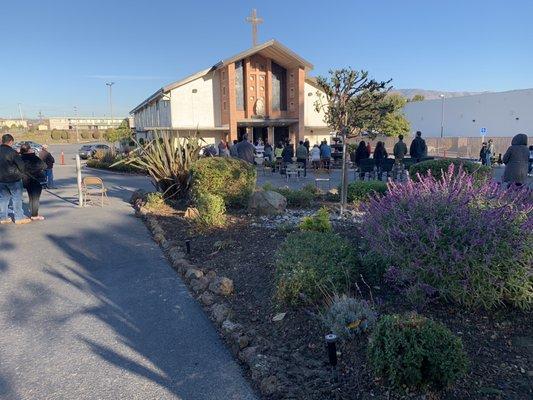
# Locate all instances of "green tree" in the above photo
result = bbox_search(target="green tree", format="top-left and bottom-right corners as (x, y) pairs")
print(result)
(376, 93), (410, 137)
(314, 68), (393, 211)
(410, 94), (425, 102)
(105, 119), (132, 144)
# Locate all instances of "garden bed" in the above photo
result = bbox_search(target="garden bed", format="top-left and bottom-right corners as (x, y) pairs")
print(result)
(144, 203), (532, 400)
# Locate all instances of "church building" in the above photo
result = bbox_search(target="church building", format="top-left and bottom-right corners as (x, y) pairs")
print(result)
(131, 39), (330, 146)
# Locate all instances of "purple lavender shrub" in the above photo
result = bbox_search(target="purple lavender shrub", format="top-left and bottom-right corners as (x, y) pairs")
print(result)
(361, 164), (533, 309)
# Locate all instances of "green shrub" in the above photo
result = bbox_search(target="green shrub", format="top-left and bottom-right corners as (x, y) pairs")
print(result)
(50, 130), (62, 140)
(196, 193), (226, 227)
(345, 181), (388, 203)
(146, 192), (164, 208)
(262, 182), (275, 192)
(60, 131), (69, 140)
(274, 231), (358, 304)
(409, 158), (491, 182)
(301, 183), (320, 196)
(191, 157), (256, 208)
(299, 207), (332, 232)
(321, 295), (377, 340)
(274, 187), (314, 207)
(113, 132), (202, 198)
(92, 131), (101, 139)
(368, 313), (468, 392)
(80, 131), (91, 139)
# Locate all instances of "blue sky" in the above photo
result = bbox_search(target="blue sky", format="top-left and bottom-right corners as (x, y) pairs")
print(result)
(1, 0), (531, 119)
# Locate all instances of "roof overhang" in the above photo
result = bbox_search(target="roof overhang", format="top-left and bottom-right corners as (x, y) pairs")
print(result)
(217, 39), (313, 71)
(130, 39), (313, 115)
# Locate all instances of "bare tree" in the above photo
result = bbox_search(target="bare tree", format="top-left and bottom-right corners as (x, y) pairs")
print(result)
(314, 69), (392, 213)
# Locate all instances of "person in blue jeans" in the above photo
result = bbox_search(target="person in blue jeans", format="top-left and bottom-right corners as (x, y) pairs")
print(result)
(0, 134), (31, 225)
(39, 144), (55, 188)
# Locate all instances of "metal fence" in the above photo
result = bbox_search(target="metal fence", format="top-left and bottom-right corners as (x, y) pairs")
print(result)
(367, 136), (533, 160)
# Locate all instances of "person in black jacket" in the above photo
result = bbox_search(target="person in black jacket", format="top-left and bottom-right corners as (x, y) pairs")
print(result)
(20, 143), (47, 220)
(354, 141), (370, 165)
(39, 144), (56, 189)
(409, 131), (427, 162)
(0, 134), (30, 224)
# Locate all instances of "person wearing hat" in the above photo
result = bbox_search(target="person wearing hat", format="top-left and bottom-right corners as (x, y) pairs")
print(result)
(39, 144), (56, 189)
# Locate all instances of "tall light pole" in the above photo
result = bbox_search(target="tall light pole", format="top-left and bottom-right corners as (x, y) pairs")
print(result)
(439, 94), (445, 138)
(106, 82), (115, 126)
(17, 103), (24, 125)
(74, 106), (79, 143)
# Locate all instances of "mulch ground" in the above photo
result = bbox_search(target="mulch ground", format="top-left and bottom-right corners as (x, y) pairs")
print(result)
(149, 204), (532, 400)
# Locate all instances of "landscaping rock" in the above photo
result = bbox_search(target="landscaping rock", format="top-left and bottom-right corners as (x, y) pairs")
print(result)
(238, 346), (259, 364)
(190, 276), (209, 293)
(248, 190), (287, 216)
(260, 375), (280, 396)
(237, 335), (250, 349)
(205, 270), (217, 282)
(209, 277), (234, 296)
(211, 303), (230, 323)
(153, 233), (165, 244)
(222, 320), (241, 334)
(185, 268), (204, 280)
(130, 189), (147, 207)
(199, 291), (215, 306)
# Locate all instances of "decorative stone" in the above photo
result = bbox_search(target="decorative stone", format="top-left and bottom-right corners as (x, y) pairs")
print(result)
(222, 320), (241, 334)
(260, 375), (279, 396)
(199, 291), (215, 306)
(153, 233), (165, 243)
(248, 190), (287, 216)
(237, 335), (250, 349)
(205, 270), (217, 282)
(190, 276), (209, 293)
(185, 268), (204, 280)
(211, 303), (230, 323)
(238, 346), (259, 364)
(209, 277), (234, 296)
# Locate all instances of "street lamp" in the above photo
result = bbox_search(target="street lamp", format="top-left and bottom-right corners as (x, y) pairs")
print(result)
(106, 82), (115, 126)
(439, 94), (445, 138)
(74, 106), (79, 143)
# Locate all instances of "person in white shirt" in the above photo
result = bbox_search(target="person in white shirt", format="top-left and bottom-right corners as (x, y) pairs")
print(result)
(310, 144), (321, 170)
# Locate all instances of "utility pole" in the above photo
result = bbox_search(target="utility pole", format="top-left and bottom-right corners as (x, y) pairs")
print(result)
(17, 103), (24, 125)
(74, 106), (80, 143)
(439, 94), (445, 156)
(106, 82), (115, 126)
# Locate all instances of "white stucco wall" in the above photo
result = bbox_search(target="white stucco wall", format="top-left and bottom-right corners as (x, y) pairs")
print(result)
(170, 71), (221, 128)
(304, 81), (328, 128)
(403, 89), (533, 138)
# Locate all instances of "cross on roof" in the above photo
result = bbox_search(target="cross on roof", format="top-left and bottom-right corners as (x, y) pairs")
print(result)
(246, 9), (263, 47)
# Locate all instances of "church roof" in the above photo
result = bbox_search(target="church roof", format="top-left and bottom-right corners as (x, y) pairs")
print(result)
(130, 40), (313, 114)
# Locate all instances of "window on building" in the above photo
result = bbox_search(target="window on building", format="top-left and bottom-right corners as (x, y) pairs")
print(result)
(271, 62), (287, 111)
(235, 60), (245, 111)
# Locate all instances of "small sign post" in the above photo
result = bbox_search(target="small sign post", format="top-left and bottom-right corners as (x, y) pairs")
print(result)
(480, 127), (487, 142)
(76, 154), (83, 207)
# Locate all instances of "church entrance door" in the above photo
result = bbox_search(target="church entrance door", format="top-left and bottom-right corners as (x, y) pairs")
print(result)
(274, 126), (289, 146)
(253, 127), (268, 144)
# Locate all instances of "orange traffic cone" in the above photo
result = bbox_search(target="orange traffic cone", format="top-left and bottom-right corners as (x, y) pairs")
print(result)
(60, 151), (65, 165)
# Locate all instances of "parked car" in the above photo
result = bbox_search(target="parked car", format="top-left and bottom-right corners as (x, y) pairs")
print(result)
(13, 141), (43, 154)
(78, 144), (111, 159)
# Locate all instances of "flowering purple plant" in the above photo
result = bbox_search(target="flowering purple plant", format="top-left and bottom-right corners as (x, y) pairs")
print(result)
(361, 164), (533, 309)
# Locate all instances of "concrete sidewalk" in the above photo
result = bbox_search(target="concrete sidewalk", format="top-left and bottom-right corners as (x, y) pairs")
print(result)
(0, 166), (256, 400)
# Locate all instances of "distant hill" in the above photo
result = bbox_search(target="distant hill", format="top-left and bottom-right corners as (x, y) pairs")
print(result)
(393, 89), (489, 101)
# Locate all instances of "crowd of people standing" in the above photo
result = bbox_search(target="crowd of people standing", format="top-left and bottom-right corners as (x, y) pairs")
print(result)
(208, 130), (530, 186)
(0, 134), (55, 225)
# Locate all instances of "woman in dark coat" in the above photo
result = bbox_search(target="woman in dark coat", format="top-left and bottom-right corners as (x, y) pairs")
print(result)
(503, 133), (529, 186)
(19, 143), (46, 220)
(373, 141), (388, 168)
(354, 141), (370, 165)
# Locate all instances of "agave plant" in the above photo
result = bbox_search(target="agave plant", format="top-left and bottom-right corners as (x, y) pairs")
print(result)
(113, 131), (203, 198)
